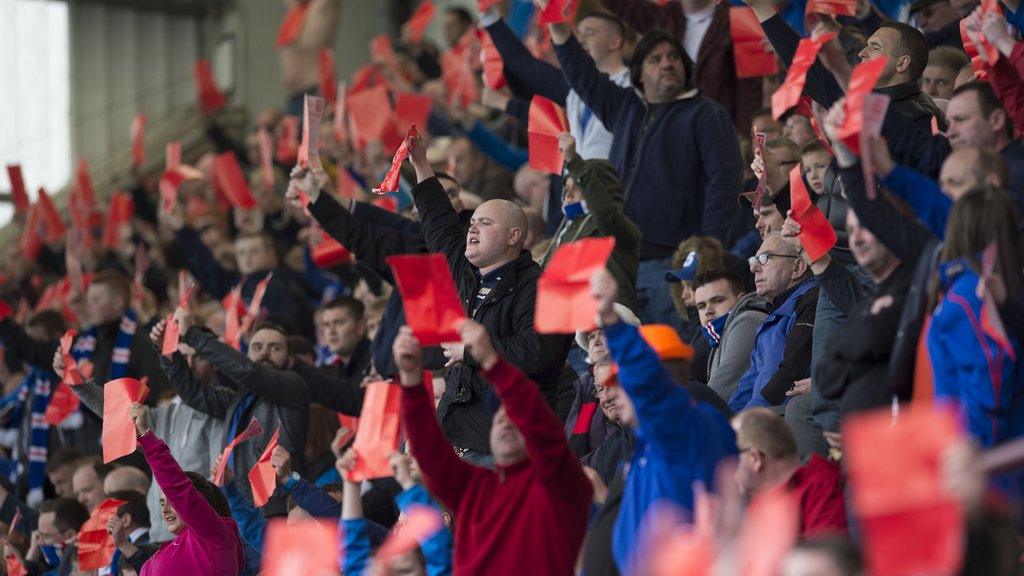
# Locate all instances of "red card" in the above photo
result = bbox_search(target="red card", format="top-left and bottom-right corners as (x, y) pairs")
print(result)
(212, 417), (264, 486)
(101, 192), (134, 248)
(298, 94), (326, 170)
(194, 60), (227, 114)
(223, 287), (244, 350)
(77, 498), (128, 570)
(316, 48), (337, 105)
(276, 115), (300, 165)
(844, 405), (965, 576)
(538, 0), (578, 24)
(729, 8), (779, 78)
(836, 57), (888, 155)
(334, 81), (349, 145)
(805, 0), (857, 16)
(258, 128), (275, 193)
(404, 0), (437, 44)
(739, 487), (800, 576)
(276, 2), (311, 48)
(752, 132), (768, 209)
(481, 33), (507, 89)
(19, 205), (42, 261)
(441, 33), (482, 109)
(102, 378), (150, 463)
(528, 96), (570, 174)
(166, 141), (181, 171)
(789, 165), (836, 261)
(130, 113), (147, 168)
(347, 381), (402, 482)
(372, 125), (418, 194)
(5, 555), (26, 576)
(770, 33), (836, 120)
(535, 237), (616, 333)
(59, 330), (84, 386)
(212, 151), (258, 209)
(248, 424), (281, 507)
(386, 253), (467, 346)
(396, 93), (432, 134)
(6, 165), (29, 214)
(347, 84), (396, 149)
(44, 381), (80, 426)
(74, 160), (97, 215)
(375, 505), (444, 564)
(349, 63), (386, 95)
(260, 518), (339, 576)
(859, 93), (891, 199)
(311, 233), (354, 268)
(158, 164), (203, 215)
(35, 187), (66, 243)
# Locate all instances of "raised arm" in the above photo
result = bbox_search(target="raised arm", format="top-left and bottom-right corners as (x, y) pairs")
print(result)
(181, 322), (311, 409)
(173, 226), (238, 299)
(394, 327), (478, 511)
(552, 31), (639, 133)
(392, 481), (453, 576)
(482, 13), (570, 106)
(563, 144), (640, 253)
(135, 415), (233, 548)
(879, 165), (951, 239)
(273, 446), (342, 517)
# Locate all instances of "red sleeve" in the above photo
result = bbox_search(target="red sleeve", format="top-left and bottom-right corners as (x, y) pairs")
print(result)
(400, 384), (479, 511)
(482, 359), (593, 503)
(990, 44), (1024, 134)
(798, 458), (849, 537)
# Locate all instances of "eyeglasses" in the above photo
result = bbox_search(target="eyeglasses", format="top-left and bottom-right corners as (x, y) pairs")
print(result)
(748, 253), (800, 268)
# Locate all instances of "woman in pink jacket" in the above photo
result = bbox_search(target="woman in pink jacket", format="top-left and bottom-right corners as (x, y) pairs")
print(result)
(130, 403), (245, 575)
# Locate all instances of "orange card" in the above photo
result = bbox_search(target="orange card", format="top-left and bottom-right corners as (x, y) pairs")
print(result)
(77, 498), (127, 570)
(528, 96), (570, 175)
(101, 378), (150, 463)
(770, 33), (836, 120)
(248, 424), (281, 507)
(6, 165), (29, 214)
(386, 253), (467, 346)
(348, 381), (403, 482)
(535, 237), (616, 334)
(260, 518), (339, 576)
(404, 0), (437, 44)
(788, 165), (836, 261)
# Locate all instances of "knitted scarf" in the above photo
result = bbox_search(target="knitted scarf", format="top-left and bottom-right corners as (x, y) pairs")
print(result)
(71, 310), (138, 381)
(0, 369), (53, 507)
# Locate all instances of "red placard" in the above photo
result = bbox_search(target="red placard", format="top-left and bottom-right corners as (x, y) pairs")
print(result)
(276, 2), (311, 48)
(729, 8), (779, 78)
(101, 192), (134, 248)
(788, 165), (836, 261)
(386, 253), (467, 346)
(35, 187), (66, 243)
(403, 0), (437, 44)
(481, 33), (508, 89)
(372, 126), (419, 194)
(528, 96), (570, 174)
(212, 151), (258, 209)
(395, 92), (433, 133)
(6, 165), (29, 214)
(77, 498), (128, 570)
(319, 48), (337, 105)
(194, 60), (227, 114)
(538, 0), (578, 24)
(347, 381), (402, 482)
(101, 378), (150, 463)
(248, 425), (281, 507)
(298, 94), (326, 170)
(260, 519), (339, 576)
(770, 33), (836, 120)
(836, 57), (888, 154)
(535, 237), (617, 333)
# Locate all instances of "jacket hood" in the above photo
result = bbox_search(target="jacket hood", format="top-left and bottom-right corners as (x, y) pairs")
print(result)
(724, 292), (770, 332)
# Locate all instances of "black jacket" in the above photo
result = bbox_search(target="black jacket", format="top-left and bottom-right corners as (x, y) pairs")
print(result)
(173, 327), (310, 502)
(413, 177), (572, 452)
(760, 14), (943, 134)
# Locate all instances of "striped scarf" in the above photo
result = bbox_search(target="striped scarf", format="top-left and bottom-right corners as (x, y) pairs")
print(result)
(0, 369), (53, 507)
(72, 310), (138, 381)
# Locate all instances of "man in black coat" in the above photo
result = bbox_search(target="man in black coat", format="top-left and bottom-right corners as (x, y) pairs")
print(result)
(406, 133), (571, 467)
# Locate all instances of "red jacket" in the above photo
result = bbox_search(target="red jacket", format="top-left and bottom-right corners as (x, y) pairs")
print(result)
(789, 454), (848, 537)
(403, 359), (592, 575)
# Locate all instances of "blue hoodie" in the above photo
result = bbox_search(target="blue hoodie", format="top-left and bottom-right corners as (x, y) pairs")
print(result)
(605, 322), (737, 571)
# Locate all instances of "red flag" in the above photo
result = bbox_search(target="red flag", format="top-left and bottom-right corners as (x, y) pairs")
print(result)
(347, 84), (396, 149)
(535, 238), (617, 334)
(836, 57), (888, 154)
(248, 425), (281, 507)
(528, 96), (570, 174)
(298, 95), (326, 170)
(386, 253), (466, 346)
(59, 330), (84, 386)
(375, 505), (444, 564)
(347, 381), (403, 482)
(372, 125), (418, 194)
(101, 192), (134, 249)
(212, 418), (264, 485)
(844, 405), (965, 576)
(44, 382), (80, 426)
(481, 33), (507, 89)
(102, 378), (150, 463)
(276, 2), (311, 48)
(395, 93), (432, 133)
(35, 188), (66, 243)
(804, 0), (857, 16)
(770, 33), (836, 120)
(77, 498), (128, 570)
(318, 48), (337, 105)
(276, 116), (300, 165)
(130, 113), (147, 168)
(6, 165), (29, 214)
(194, 60), (227, 114)
(212, 152), (258, 209)
(729, 8), (778, 78)
(260, 518), (339, 576)
(538, 0), (578, 24)
(789, 165), (836, 261)
(404, 0), (437, 44)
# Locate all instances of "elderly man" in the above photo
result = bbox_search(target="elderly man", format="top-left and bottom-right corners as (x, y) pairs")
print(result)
(728, 233), (819, 412)
(407, 133), (571, 467)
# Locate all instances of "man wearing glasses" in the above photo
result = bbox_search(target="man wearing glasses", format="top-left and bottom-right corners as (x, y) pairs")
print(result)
(727, 233), (820, 412)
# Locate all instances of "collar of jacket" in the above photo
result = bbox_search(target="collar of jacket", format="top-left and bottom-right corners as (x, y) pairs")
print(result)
(876, 81), (923, 103)
(769, 276), (819, 312)
(637, 87), (700, 103)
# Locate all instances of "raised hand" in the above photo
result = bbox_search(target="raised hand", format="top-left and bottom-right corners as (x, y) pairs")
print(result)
(270, 446), (293, 485)
(590, 268), (619, 326)
(392, 326), (425, 386)
(557, 132), (576, 163)
(459, 320), (498, 370)
(130, 403), (150, 437)
(389, 452), (416, 490)
(150, 318), (167, 348)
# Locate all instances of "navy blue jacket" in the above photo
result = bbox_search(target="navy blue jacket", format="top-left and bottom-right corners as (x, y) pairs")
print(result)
(553, 36), (742, 252)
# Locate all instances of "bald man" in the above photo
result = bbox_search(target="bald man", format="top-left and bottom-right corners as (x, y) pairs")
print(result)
(103, 466), (150, 497)
(406, 133), (572, 467)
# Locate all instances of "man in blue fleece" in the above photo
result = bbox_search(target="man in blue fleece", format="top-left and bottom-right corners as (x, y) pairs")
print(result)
(589, 268), (737, 572)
